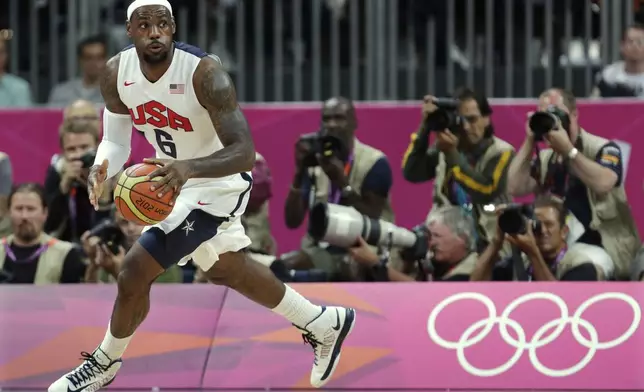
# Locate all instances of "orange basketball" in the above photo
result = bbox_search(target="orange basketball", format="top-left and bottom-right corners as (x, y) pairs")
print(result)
(113, 163), (174, 226)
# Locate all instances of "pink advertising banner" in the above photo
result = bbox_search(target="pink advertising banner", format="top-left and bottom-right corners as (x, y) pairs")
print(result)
(0, 284), (641, 390)
(1, 100), (644, 252)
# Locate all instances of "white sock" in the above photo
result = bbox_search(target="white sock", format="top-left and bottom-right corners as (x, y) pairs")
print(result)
(271, 285), (323, 328)
(98, 322), (133, 361)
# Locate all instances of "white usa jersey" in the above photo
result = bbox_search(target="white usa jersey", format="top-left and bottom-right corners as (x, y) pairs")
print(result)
(117, 42), (252, 219)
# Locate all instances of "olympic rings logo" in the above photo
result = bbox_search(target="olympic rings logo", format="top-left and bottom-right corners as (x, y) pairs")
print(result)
(427, 292), (641, 377)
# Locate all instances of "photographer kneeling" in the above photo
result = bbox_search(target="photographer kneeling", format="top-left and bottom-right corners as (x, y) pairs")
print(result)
(344, 206), (480, 282)
(82, 207), (183, 283)
(471, 196), (613, 281)
(403, 88), (514, 253)
(507, 88), (639, 280)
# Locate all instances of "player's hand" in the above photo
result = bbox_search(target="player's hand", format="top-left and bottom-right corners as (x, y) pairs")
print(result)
(143, 158), (191, 204)
(88, 159), (109, 211)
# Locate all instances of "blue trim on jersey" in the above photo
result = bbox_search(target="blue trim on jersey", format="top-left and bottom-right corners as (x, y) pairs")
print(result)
(175, 41), (208, 58)
(229, 172), (253, 217)
(121, 44), (134, 52)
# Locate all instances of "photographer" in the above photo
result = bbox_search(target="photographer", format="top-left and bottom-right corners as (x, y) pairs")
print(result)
(349, 206), (479, 282)
(44, 118), (111, 243)
(283, 97), (394, 280)
(471, 196), (614, 281)
(506, 88), (640, 279)
(0, 183), (88, 284)
(82, 207), (183, 283)
(402, 88), (514, 252)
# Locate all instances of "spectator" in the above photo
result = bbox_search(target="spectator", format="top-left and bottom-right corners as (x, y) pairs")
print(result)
(44, 119), (111, 243)
(0, 37), (32, 107)
(48, 35), (107, 107)
(283, 97), (394, 281)
(0, 183), (87, 284)
(349, 206), (479, 281)
(402, 88), (515, 253)
(472, 196), (614, 281)
(507, 88), (640, 280)
(592, 24), (644, 98)
(0, 152), (11, 237)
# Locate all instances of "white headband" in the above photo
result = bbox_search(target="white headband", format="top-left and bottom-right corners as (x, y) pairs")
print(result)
(127, 0), (173, 21)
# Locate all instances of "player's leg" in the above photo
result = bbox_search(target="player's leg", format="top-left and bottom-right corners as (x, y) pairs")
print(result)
(203, 249), (356, 388)
(48, 243), (164, 392)
(49, 208), (223, 392)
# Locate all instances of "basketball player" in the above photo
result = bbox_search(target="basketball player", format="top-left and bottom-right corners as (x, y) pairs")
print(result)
(48, 1), (355, 391)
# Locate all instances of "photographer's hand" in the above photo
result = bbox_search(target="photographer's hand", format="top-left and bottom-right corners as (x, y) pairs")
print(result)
(544, 127), (574, 157)
(348, 237), (380, 266)
(60, 159), (83, 194)
(317, 154), (348, 187)
(506, 220), (539, 255)
(436, 130), (459, 153)
(94, 243), (125, 278)
(422, 95), (438, 118)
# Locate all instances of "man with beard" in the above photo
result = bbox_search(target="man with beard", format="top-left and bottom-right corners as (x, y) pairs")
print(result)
(0, 183), (86, 284)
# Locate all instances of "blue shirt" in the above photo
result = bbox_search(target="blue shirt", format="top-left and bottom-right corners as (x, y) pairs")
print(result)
(0, 74), (32, 107)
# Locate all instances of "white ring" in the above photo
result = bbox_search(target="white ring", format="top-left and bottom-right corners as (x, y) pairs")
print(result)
(427, 291), (641, 377)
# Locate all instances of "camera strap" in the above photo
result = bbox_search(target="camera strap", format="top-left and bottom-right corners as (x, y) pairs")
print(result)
(2, 238), (53, 264)
(511, 245), (530, 281)
(328, 153), (354, 204)
(68, 187), (78, 241)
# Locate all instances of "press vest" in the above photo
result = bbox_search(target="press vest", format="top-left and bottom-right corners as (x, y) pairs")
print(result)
(536, 130), (640, 279)
(0, 234), (74, 284)
(428, 137), (514, 248)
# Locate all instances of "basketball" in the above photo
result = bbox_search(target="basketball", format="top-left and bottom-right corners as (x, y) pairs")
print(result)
(114, 163), (174, 226)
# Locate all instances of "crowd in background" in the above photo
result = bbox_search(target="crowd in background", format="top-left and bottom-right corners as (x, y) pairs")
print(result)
(1, 1), (644, 285)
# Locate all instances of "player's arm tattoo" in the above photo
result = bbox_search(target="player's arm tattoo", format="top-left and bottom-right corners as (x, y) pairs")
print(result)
(190, 57), (256, 178)
(100, 54), (130, 115)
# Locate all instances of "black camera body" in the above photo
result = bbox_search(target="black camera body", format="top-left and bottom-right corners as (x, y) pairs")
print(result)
(88, 219), (126, 255)
(79, 150), (97, 169)
(498, 203), (542, 236)
(528, 105), (571, 141)
(424, 98), (463, 133)
(298, 132), (348, 168)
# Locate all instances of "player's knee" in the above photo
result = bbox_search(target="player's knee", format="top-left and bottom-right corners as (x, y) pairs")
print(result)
(116, 246), (161, 296)
(205, 251), (248, 287)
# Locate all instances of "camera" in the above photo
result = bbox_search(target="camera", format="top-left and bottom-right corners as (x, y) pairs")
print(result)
(308, 203), (429, 262)
(497, 203), (542, 235)
(79, 150), (97, 169)
(424, 98), (463, 133)
(87, 219), (125, 255)
(528, 105), (571, 140)
(298, 132), (348, 168)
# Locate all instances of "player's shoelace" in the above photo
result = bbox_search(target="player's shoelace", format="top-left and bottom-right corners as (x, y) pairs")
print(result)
(298, 328), (322, 366)
(66, 352), (108, 388)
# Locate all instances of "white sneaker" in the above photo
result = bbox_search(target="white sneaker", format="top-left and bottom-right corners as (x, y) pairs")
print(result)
(48, 349), (122, 392)
(298, 306), (356, 388)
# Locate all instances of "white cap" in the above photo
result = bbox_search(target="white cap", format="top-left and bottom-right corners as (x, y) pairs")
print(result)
(127, 0), (173, 21)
